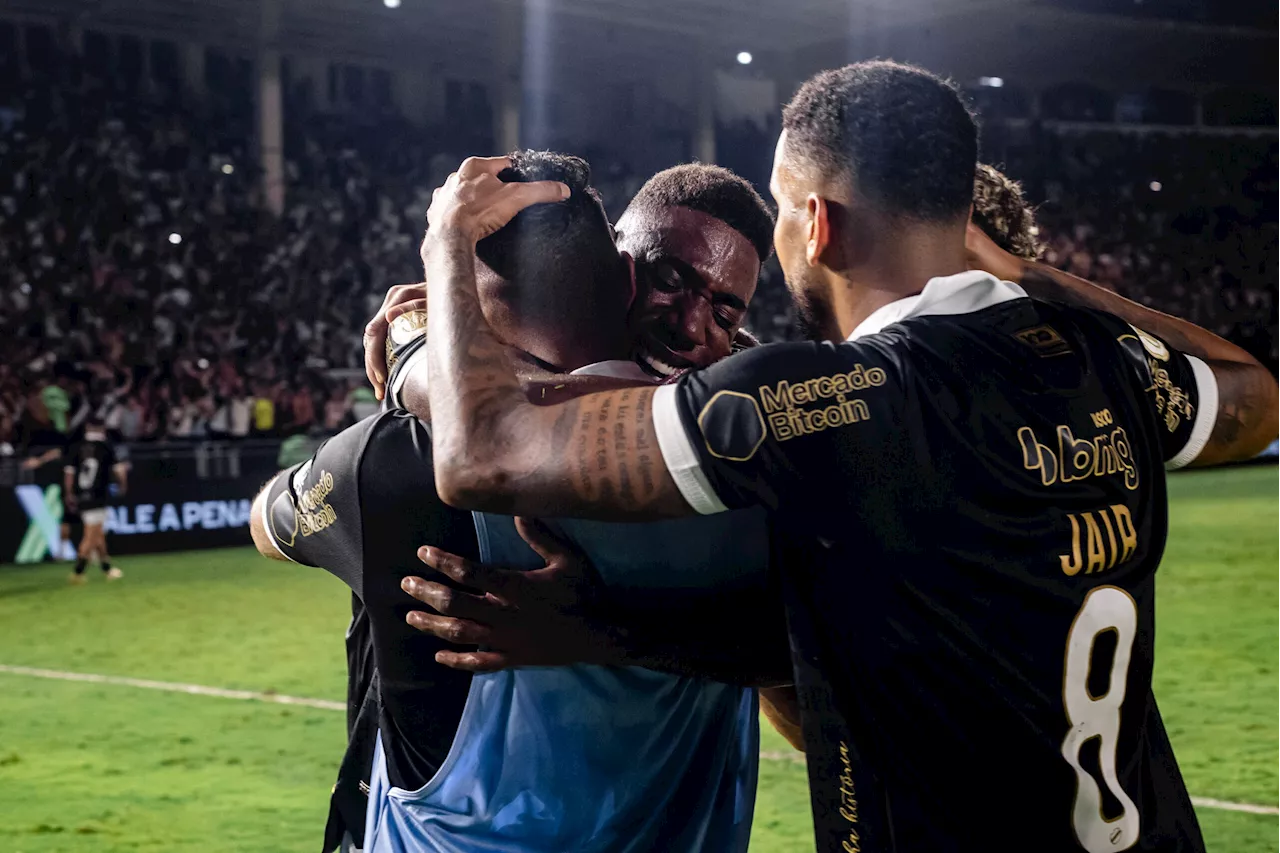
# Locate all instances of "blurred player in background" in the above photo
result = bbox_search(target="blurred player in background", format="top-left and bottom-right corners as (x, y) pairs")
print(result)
(63, 416), (128, 583)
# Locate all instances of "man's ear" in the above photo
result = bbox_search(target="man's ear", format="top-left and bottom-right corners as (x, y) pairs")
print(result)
(620, 250), (637, 310)
(805, 194), (830, 268)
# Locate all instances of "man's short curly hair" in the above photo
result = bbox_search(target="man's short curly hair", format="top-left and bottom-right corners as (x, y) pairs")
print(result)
(625, 164), (775, 262)
(782, 60), (977, 222)
(972, 164), (1042, 262)
(476, 149), (614, 284)
(475, 149), (628, 338)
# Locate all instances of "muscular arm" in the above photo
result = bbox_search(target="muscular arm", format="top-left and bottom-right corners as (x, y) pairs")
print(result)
(969, 224), (1278, 466)
(1018, 263), (1277, 466)
(249, 482), (288, 561)
(422, 233), (690, 519)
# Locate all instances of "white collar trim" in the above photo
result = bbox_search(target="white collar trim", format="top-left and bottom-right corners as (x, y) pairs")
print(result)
(569, 360), (655, 382)
(848, 270), (1028, 341)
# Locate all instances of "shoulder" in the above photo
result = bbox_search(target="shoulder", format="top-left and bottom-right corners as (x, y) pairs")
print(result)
(679, 339), (905, 408)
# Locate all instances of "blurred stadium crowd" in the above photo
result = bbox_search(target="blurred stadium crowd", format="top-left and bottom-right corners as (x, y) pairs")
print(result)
(0, 52), (1275, 454)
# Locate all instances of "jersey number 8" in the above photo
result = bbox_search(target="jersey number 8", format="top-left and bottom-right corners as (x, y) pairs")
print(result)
(1061, 585), (1140, 852)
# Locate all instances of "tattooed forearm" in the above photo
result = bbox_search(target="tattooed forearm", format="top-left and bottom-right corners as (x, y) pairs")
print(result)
(1194, 359), (1279, 467)
(422, 231), (689, 519)
(423, 233), (536, 508)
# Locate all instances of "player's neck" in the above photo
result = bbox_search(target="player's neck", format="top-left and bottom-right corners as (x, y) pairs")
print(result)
(833, 228), (969, 340)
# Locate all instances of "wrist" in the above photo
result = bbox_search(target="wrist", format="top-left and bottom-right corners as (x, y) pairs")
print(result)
(423, 224), (477, 258)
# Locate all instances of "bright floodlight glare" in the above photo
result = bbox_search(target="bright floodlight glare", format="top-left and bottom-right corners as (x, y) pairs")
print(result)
(979, 76), (1004, 88)
(1149, 181), (1162, 192)
(168, 232), (182, 245)
(384, 0), (400, 7)
(221, 163), (234, 175)
(737, 51), (753, 65)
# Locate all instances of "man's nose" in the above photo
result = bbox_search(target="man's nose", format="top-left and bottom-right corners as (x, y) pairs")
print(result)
(673, 294), (712, 348)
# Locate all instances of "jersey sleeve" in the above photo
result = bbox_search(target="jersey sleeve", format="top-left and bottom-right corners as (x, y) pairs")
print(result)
(386, 328), (428, 410)
(259, 414), (382, 594)
(652, 340), (902, 514)
(1114, 325), (1219, 470)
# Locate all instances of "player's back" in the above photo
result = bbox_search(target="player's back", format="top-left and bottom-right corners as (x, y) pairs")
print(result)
(367, 508), (768, 853)
(775, 294), (1205, 850)
(66, 436), (116, 509)
(667, 273), (1212, 851)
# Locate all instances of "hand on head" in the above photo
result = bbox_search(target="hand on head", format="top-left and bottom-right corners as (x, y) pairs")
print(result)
(426, 156), (570, 244)
(365, 157), (571, 398)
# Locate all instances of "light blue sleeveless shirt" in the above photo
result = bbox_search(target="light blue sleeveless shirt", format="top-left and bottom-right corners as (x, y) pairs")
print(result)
(364, 505), (769, 853)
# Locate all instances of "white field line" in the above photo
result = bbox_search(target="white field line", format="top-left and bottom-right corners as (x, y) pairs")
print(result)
(2, 664), (1276, 817)
(0, 663), (344, 711)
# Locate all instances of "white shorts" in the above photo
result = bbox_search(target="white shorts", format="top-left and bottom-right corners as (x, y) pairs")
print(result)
(81, 508), (108, 528)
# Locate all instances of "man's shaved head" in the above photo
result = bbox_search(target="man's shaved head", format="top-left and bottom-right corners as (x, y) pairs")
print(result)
(624, 164), (775, 263)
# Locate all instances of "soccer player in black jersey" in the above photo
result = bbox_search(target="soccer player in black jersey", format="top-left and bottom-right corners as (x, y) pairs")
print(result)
(404, 62), (1278, 852)
(63, 418), (129, 584)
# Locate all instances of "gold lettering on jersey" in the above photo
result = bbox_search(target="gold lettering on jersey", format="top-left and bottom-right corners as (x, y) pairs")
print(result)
(297, 470), (334, 512)
(1119, 330), (1195, 435)
(1017, 423), (1138, 491)
(296, 470), (338, 537)
(1090, 408), (1113, 428)
(1060, 504), (1138, 576)
(1145, 358), (1195, 434)
(758, 366), (884, 442)
(836, 741), (860, 852)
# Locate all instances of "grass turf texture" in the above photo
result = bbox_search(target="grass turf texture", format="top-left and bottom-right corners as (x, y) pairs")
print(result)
(0, 466), (1274, 851)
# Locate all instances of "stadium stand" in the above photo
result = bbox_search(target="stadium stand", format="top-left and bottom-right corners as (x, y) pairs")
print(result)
(0, 43), (1275, 456)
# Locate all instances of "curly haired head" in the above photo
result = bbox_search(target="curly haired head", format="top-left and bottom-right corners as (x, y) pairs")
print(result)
(972, 163), (1042, 262)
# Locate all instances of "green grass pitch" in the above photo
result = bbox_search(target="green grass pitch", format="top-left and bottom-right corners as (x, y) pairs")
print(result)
(0, 466), (1274, 852)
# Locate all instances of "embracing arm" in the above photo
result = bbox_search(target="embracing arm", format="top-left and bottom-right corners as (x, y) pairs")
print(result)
(405, 524), (792, 687)
(968, 223), (1278, 466)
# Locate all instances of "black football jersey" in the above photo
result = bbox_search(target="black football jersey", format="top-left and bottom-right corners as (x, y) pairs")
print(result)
(64, 437), (120, 510)
(321, 595), (376, 853)
(652, 273), (1213, 852)
(262, 408), (480, 794)
(315, 331), (439, 853)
